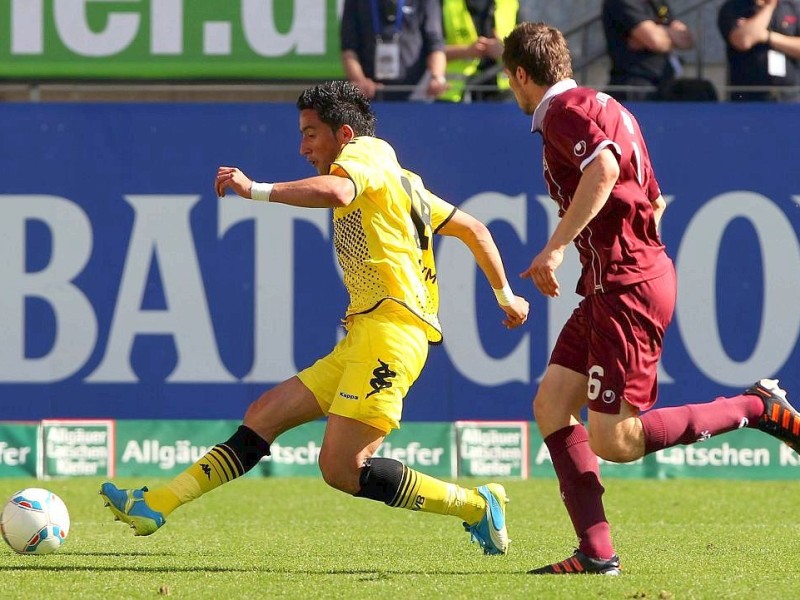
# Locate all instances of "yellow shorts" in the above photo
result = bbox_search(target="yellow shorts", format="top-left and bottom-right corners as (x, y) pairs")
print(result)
(298, 302), (429, 433)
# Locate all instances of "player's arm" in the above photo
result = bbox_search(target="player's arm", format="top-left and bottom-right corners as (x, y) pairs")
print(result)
(215, 166), (356, 208)
(651, 194), (666, 227)
(437, 208), (529, 329)
(522, 148), (619, 298)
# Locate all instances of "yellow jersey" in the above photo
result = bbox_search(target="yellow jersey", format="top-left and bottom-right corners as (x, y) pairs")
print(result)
(330, 136), (457, 344)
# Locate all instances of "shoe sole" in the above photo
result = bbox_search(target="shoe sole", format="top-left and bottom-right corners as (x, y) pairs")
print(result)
(529, 568), (621, 576)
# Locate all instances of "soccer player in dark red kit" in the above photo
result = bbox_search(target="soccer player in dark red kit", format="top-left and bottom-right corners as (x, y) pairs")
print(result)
(501, 21), (800, 575)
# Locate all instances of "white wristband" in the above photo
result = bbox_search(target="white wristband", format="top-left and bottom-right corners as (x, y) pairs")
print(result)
(493, 283), (515, 307)
(250, 181), (274, 202)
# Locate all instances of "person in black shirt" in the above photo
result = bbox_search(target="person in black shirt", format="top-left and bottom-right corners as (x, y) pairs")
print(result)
(718, 0), (800, 101)
(602, 0), (694, 101)
(341, 0), (449, 101)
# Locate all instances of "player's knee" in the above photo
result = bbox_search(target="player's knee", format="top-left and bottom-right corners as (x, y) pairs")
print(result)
(319, 468), (346, 492)
(534, 392), (579, 437)
(242, 398), (260, 423)
(588, 423), (640, 463)
(242, 389), (273, 424)
(533, 391), (559, 426)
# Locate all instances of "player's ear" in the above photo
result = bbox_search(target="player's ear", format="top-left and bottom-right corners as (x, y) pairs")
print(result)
(337, 124), (356, 144)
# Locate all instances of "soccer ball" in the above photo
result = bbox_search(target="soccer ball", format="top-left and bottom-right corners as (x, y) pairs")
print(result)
(0, 488), (70, 555)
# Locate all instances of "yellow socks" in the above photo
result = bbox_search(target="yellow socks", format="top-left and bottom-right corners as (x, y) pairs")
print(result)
(143, 440), (487, 526)
(144, 444), (245, 517)
(143, 425), (271, 517)
(389, 467), (486, 524)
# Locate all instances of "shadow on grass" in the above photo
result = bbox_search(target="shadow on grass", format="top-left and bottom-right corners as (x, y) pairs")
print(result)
(0, 565), (256, 573)
(0, 564), (521, 576)
(63, 551), (177, 557)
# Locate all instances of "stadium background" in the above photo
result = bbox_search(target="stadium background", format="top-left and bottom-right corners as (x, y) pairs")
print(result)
(2, 101), (798, 423)
(0, 1), (798, 478)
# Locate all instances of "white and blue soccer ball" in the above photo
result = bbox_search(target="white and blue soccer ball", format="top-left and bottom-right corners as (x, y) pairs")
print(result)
(1, 488), (70, 554)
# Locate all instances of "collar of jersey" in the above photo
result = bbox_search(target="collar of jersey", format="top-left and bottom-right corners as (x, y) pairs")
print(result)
(531, 78), (578, 133)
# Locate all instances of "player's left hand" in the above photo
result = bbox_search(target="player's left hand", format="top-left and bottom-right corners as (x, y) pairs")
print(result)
(215, 166), (254, 199)
(501, 296), (529, 329)
(521, 247), (563, 298)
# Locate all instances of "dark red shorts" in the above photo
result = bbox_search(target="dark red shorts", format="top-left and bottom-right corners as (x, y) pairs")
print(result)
(549, 267), (677, 414)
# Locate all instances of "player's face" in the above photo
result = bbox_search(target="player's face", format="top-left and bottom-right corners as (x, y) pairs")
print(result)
(505, 67), (536, 115)
(299, 109), (345, 175)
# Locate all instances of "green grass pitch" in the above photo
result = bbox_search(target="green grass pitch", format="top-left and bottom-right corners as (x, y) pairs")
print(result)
(1, 477), (798, 599)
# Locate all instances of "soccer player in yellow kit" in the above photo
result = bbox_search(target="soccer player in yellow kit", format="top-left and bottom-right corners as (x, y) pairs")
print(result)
(100, 81), (529, 555)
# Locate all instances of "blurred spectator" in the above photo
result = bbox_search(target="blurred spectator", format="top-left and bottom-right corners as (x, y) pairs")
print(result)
(440, 0), (519, 102)
(340, 0), (449, 101)
(718, 0), (800, 101)
(602, 0), (694, 101)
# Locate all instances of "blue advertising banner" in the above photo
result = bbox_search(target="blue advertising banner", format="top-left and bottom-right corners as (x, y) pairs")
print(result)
(0, 101), (798, 422)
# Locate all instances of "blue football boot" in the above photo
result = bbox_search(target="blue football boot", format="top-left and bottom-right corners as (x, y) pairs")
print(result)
(463, 483), (509, 555)
(100, 482), (165, 536)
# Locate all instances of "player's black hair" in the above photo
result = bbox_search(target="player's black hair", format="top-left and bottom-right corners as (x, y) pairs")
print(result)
(296, 81), (377, 137)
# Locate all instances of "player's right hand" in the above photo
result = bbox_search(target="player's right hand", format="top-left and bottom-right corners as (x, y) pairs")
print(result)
(215, 166), (254, 199)
(521, 247), (563, 298)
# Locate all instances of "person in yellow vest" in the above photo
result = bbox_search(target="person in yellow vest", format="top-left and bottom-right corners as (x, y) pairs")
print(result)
(441, 0), (519, 102)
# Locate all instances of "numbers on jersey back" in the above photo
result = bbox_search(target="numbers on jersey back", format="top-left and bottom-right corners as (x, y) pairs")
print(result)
(619, 108), (643, 186)
(401, 174), (432, 250)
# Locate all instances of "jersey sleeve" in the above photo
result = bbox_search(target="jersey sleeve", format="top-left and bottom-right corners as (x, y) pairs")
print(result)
(545, 106), (617, 173)
(426, 190), (457, 232)
(331, 139), (381, 197)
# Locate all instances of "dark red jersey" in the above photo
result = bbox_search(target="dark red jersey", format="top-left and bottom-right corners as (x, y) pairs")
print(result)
(533, 80), (672, 296)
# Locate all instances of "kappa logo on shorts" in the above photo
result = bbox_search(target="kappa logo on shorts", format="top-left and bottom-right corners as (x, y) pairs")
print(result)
(366, 359), (397, 398)
(339, 391), (359, 400)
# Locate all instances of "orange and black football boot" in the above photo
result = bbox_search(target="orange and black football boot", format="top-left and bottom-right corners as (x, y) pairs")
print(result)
(528, 549), (621, 575)
(746, 379), (800, 453)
